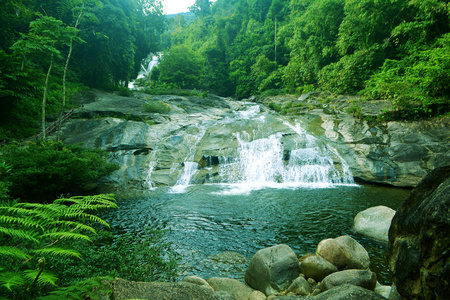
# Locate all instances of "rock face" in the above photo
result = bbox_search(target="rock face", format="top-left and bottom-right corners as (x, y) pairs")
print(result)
(316, 235), (370, 270)
(245, 244), (301, 296)
(388, 165), (450, 299)
(59, 91), (450, 190)
(353, 205), (396, 242)
(109, 278), (218, 300)
(316, 111), (450, 187)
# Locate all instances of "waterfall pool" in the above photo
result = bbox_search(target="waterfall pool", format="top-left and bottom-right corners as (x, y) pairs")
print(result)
(102, 183), (410, 284)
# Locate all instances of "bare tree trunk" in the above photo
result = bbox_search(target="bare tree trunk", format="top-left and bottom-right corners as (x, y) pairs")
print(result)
(57, 6), (84, 140)
(42, 55), (54, 140)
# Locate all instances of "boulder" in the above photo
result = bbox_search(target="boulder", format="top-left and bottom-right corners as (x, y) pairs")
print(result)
(313, 284), (385, 300)
(316, 235), (370, 270)
(207, 277), (258, 300)
(388, 165), (450, 299)
(182, 276), (214, 291)
(245, 244), (301, 296)
(110, 278), (218, 300)
(353, 206), (396, 242)
(285, 276), (311, 296)
(374, 282), (391, 299)
(300, 255), (338, 282)
(320, 269), (377, 292)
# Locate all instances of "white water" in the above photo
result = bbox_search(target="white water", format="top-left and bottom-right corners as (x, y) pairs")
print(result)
(128, 54), (160, 90)
(150, 105), (355, 192)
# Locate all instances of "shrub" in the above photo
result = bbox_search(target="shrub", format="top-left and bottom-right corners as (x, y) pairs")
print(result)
(1, 141), (119, 203)
(144, 101), (172, 114)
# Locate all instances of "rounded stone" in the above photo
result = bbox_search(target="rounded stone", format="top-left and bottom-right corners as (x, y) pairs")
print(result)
(353, 205), (396, 242)
(300, 255), (338, 281)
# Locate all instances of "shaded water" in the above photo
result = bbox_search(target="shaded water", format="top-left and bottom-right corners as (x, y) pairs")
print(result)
(104, 183), (409, 284)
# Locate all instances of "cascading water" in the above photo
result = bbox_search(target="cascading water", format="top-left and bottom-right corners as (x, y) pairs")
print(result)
(104, 104), (409, 285)
(146, 104), (355, 190)
(170, 125), (206, 193)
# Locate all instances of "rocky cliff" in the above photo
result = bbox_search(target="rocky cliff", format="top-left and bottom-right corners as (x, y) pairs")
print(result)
(58, 91), (450, 190)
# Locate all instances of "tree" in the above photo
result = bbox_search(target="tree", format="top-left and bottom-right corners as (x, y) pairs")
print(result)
(10, 14), (78, 140)
(158, 45), (204, 88)
(189, 0), (213, 17)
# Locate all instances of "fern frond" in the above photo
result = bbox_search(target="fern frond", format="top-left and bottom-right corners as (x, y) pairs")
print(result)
(0, 215), (43, 230)
(24, 269), (58, 286)
(0, 246), (32, 260)
(38, 276), (114, 300)
(62, 211), (110, 227)
(50, 221), (97, 234)
(0, 227), (39, 243)
(0, 272), (26, 291)
(33, 247), (81, 259)
(41, 231), (92, 242)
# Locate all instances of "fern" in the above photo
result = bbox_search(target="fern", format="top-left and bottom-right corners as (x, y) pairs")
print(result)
(0, 246), (32, 260)
(0, 272), (26, 291)
(32, 247), (81, 259)
(38, 276), (113, 300)
(24, 269), (58, 286)
(0, 194), (117, 299)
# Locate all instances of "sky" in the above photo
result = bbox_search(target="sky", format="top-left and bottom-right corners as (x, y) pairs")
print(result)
(163, 0), (216, 15)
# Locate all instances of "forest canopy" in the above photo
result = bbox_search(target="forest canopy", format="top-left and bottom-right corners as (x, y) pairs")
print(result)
(1, 0), (449, 141)
(157, 0), (450, 119)
(0, 0), (166, 139)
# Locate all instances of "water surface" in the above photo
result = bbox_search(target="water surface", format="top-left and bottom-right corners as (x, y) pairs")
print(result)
(104, 183), (409, 284)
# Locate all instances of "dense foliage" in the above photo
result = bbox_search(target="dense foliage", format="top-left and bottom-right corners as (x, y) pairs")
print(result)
(0, 194), (118, 299)
(155, 0), (449, 119)
(0, 140), (119, 203)
(0, 0), (166, 139)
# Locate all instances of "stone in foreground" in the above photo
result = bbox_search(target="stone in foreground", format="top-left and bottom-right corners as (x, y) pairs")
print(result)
(320, 269), (377, 292)
(300, 255), (338, 282)
(314, 284), (385, 300)
(353, 205), (396, 243)
(245, 244), (301, 296)
(316, 235), (370, 270)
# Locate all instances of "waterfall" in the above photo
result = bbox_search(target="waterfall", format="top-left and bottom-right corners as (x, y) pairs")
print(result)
(170, 125), (206, 193)
(144, 104), (355, 191)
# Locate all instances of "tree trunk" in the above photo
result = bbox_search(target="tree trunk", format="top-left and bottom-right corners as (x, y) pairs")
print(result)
(41, 56), (54, 140)
(57, 6), (83, 140)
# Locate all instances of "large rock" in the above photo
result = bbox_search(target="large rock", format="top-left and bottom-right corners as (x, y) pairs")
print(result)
(316, 235), (370, 270)
(207, 277), (262, 300)
(300, 255), (338, 281)
(320, 269), (377, 292)
(108, 277), (219, 300)
(353, 206), (396, 242)
(388, 165), (450, 299)
(245, 244), (301, 296)
(313, 284), (385, 300)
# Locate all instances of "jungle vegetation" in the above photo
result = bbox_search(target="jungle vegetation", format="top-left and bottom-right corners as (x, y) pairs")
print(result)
(153, 0), (450, 120)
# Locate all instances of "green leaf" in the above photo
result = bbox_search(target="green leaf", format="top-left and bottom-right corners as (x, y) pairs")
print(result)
(41, 231), (92, 242)
(0, 246), (32, 260)
(33, 247), (81, 259)
(0, 272), (26, 291)
(24, 269), (58, 286)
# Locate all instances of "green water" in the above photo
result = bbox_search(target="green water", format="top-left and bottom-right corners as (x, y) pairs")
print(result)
(104, 183), (410, 284)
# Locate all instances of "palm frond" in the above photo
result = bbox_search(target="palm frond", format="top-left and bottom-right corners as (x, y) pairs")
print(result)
(33, 247), (81, 259)
(0, 246), (32, 260)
